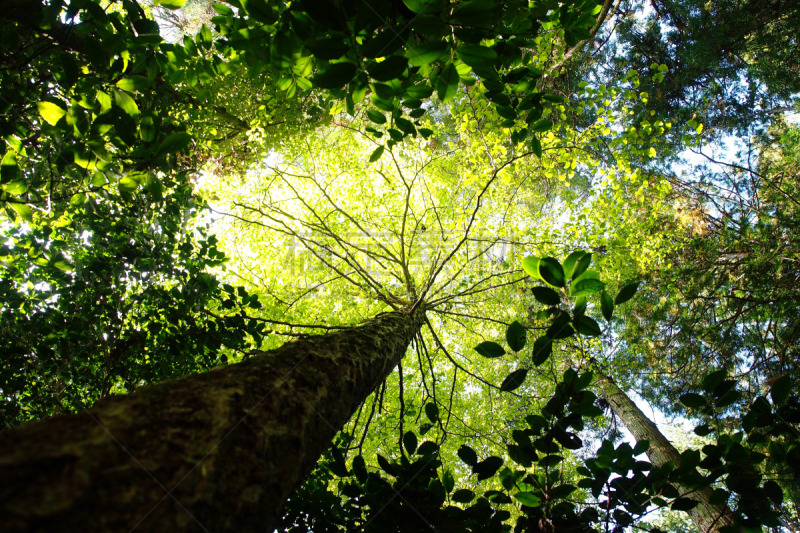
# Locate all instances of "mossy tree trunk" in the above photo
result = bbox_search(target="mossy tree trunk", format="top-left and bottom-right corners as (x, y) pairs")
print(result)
(595, 374), (739, 533)
(0, 306), (426, 532)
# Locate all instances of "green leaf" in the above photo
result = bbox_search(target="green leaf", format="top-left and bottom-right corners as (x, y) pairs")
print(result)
(155, 0), (187, 9)
(367, 56), (408, 81)
(118, 176), (140, 193)
(369, 145), (385, 162)
(456, 44), (497, 71)
(679, 393), (707, 409)
(405, 41), (448, 66)
(532, 119), (552, 132)
(113, 90), (140, 116)
(574, 316), (601, 337)
(116, 76), (155, 91)
(1, 151), (19, 183)
(403, 431), (418, 455)
(531, 136), (542, 158)
(550, 484), (577, 499)
(452, 489), (475, 503)
(500, 369), (528, 392)
(521, 256), (541, 279)
(615, 282), (640, 305)
(157, 132), (193, 155)
(531, 286), (560, 306)
(538, 257), (565, 287)
(405, 82), (434, 99)
(212, 3), (233, 15)
(451, 0), (497, 25)
(513, 491), (542, 507)
(562, 251), (586, 279)
(600, 291), (614, 321)
(770, 375), (792, 404)
(702, 370), (728, 394)
(457, 444), (478, 466)
(572, 253), (592, 279)
(532, 336), (552, 366)
(2, 179), (28, 195)
(442, 470), (455, 493)
(475, 341), (505, 358)
(436, 64), (458, 102)
(571, 278), (605, 297)
(425, 402), (439, 423)
(768, 441), (786, 462)
(312, 62), (357, 89)
(38, 101), (67, 125)
(10, 203), (33, 222)
(366, 110), (386, 124)
(506, 321), (526, 352)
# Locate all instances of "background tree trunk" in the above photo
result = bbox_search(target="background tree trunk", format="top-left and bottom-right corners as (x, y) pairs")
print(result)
(0, 306), (427, 533)
(595, 374), (739, 533)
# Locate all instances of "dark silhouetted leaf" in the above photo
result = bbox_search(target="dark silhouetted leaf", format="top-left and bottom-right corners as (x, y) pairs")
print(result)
(615, 282), (640, 305)
(500, 369), (528, 392)
(506, 321), (526, 352)
(475, 341), (505, 358)
(538, 257), (565, 287)
(532, 286), (560, 306)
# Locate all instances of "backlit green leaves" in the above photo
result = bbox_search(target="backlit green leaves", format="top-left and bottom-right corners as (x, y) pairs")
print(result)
(38, 102), (67, 125)
(405, 41), (448, 66)
(157, 132), (193, 155)
(369, 145), (384, 162)
(113, 90), (140, 116)
(513, 491), (542, 507)
(436, 64), (458, 102)
(521, 256), (541, 279)
(154, 0), (187, 9)
(116, 77), (155, 92)
(456, 44), (497, 76)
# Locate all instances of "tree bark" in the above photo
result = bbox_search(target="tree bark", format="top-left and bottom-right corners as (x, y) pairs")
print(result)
(595, 374), (739, 533)
(0, 306), (426, 532)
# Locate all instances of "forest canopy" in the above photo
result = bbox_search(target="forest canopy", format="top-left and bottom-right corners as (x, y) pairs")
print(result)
(1, 0), (799, 532)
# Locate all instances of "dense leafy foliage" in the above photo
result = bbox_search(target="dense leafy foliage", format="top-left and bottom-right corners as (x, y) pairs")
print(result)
(2, 0), (799, 531)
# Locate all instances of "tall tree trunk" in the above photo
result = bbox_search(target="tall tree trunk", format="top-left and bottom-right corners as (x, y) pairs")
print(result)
(595, 374), (739, 533)
(0, 306), (426, 533)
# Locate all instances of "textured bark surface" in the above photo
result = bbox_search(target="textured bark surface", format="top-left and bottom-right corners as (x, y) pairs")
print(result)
(595, 374), (739, 533)
(0, 306), (426, 532)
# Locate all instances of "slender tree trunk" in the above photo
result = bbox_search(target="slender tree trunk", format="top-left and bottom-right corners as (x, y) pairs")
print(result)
(0, 306), (426, 532)
(595, 374), (739, 533)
